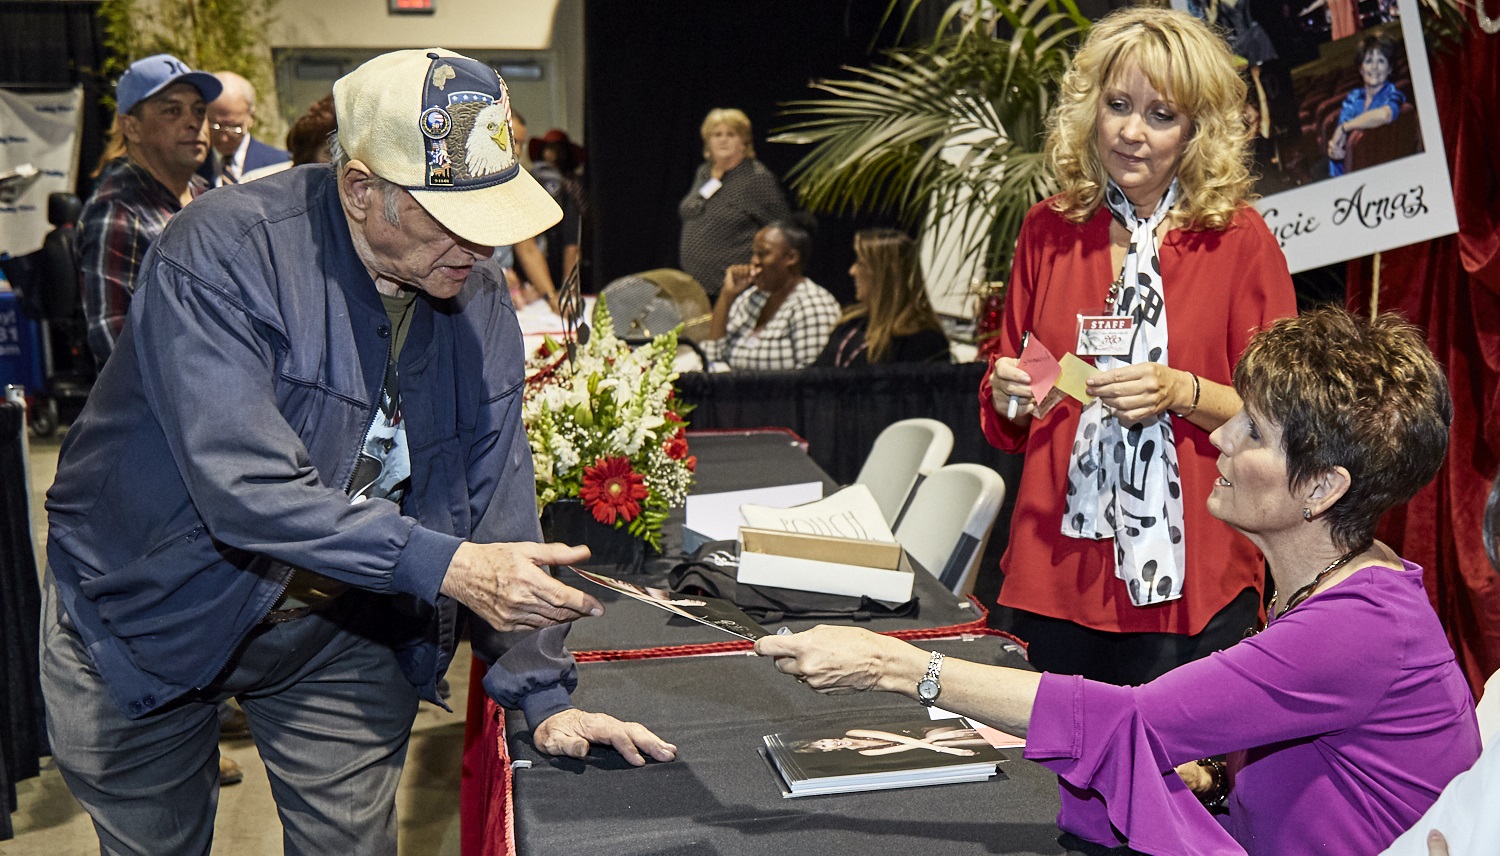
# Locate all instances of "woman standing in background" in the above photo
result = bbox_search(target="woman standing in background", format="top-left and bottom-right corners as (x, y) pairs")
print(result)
(678, 108), (790, 301)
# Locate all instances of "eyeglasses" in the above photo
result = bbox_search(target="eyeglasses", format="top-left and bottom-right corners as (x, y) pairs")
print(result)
(209, 122), (246, 135)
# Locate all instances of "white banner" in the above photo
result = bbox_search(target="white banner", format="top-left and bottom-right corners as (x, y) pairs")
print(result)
(1174, 0), (1456, 273)
(0, 86), (83, 258)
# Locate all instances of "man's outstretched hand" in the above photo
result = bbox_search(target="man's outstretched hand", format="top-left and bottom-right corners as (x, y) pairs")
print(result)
(440, 541), (601, 632)
(534, 708), (677, 767)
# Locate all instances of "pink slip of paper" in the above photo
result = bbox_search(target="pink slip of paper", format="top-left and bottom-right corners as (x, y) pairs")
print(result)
(1018, 335), (1062, 402)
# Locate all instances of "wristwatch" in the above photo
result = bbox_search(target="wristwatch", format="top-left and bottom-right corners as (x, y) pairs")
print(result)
(916, 651), (945, 707)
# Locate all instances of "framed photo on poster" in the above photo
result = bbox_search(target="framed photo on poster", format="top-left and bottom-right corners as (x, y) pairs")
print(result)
(1172, 0), (1457, 272)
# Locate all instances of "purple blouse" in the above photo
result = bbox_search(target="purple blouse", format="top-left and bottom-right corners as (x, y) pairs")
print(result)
(1025, 561), (1480, 856)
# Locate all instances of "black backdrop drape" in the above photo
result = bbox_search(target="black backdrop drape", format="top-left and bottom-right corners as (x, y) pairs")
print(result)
(0, 1), (111, 202)
(583, 1), (920, 304)
(0, 403), (46, 841)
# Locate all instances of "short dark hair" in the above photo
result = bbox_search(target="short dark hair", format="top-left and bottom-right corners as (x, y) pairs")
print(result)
(1358, 34), (1397, 67)
(1234, 308), (1451, 552)
(765, 213), (815, 269)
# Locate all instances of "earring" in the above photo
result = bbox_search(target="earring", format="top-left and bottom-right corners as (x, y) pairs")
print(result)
(1302, 508), (1313, 521)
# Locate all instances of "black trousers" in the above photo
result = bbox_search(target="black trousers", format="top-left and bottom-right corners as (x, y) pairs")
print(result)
(1006, 587), (1261, 686)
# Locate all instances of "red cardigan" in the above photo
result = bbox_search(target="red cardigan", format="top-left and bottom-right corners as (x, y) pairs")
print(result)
(979, 199), (1297, 635)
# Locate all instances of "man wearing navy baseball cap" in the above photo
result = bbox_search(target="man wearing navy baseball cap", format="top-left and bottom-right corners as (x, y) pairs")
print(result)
(42, 49), (674, 855)
(78, 53), (221, 368)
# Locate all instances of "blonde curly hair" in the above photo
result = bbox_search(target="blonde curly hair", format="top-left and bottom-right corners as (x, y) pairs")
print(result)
(1045, 7), (1253, 230)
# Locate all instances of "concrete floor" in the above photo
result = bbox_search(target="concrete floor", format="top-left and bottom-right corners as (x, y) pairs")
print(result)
(7, 431), (467, 855)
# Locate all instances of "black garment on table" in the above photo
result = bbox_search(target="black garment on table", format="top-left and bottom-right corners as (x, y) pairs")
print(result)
(668, 540), (918, 623)
(812, 317), (952, 368)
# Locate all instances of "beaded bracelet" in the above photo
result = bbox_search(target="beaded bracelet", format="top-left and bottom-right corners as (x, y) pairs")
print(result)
(1195, 757), (1229, 811)
(1175, 372), (1201, 419)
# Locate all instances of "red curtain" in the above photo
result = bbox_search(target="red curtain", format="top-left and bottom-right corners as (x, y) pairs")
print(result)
(1345, 18), (1500, 698)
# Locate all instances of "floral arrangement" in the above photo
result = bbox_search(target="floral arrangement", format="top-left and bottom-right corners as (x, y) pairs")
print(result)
(523, 299), (695, 550)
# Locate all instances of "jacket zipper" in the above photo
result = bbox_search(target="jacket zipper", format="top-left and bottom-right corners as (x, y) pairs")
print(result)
(343, 335), (393, 495)
(197, 332), (391, 691)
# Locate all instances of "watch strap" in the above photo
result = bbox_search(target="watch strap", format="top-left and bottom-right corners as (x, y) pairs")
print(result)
(917, 650), (945, 706)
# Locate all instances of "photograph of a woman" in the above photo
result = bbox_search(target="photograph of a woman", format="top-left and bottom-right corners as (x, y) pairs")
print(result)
(793, 725), (992, 757)
(1326, 34), (1412, 176)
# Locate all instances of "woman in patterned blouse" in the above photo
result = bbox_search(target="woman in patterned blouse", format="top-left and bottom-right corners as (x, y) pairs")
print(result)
(677, 108), (790, 301)
(699, 218), (840, 372)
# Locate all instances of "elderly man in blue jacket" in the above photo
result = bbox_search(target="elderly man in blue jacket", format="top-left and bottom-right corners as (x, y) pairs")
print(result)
(40, 49), (675, 856)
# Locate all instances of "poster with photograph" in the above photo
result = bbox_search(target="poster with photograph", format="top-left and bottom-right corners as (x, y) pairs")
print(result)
(0, 86), (83, 257)
(1173, 0), (1456, 272)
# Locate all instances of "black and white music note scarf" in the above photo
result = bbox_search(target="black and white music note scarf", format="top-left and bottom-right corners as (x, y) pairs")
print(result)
(1061, 178), (1186, 606)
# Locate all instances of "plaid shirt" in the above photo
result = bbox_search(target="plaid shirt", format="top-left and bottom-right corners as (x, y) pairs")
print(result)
(78, 158), (206, 366)
(700, 278), (841, 371)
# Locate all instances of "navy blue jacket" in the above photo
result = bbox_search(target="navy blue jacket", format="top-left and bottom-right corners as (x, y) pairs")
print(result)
(45, 165), (577, 724)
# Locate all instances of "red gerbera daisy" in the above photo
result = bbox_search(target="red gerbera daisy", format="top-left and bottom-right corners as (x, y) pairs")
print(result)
(579, 456), (649, 525)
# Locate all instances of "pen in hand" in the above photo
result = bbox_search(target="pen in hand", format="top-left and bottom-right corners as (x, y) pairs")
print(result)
(1007, 332), (1031, 420)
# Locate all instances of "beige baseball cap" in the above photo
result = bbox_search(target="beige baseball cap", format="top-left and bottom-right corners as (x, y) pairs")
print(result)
(332, 48), (561, 247)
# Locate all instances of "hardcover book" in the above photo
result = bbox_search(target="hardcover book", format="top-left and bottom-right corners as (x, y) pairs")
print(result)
(761, 716), (1008, 798)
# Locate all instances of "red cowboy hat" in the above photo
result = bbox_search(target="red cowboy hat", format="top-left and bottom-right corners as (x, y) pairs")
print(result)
(528, 129), (586, 166)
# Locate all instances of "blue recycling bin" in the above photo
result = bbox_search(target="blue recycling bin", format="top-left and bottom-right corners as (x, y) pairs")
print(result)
(0, 290), (46, 396)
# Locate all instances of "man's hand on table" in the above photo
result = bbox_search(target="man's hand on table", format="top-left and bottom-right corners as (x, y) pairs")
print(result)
(534, 708), (678, 766)
(440, 541), (602, 632)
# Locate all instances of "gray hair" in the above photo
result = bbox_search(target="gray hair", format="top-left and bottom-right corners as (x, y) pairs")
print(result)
(329, 135), (401, 226)
(211, 70), (257, 112)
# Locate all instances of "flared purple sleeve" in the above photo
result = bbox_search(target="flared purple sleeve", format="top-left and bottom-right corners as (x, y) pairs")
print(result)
(1024, 674), (1244, 856)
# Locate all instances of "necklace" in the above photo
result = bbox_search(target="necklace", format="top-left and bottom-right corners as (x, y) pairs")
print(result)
(1105, 270), (1125, 315)
(1266, 546), (1364, 622)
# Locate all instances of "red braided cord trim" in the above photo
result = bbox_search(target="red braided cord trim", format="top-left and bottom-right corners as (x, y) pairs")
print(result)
(496, 704), (516, 856)
(572, 597), (1027, 663)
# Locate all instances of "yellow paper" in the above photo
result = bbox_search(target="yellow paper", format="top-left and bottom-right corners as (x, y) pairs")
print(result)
(1055, 353), (1100, 404)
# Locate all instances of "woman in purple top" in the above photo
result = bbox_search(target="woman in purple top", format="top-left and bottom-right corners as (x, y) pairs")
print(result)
(758, 308), (1480, 855)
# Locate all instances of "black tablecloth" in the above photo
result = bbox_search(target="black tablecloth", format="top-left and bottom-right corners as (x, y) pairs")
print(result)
(506, 635), (1074, 856)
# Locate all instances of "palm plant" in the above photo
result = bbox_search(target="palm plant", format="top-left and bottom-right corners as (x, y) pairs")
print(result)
(773, 0), (1090, 294)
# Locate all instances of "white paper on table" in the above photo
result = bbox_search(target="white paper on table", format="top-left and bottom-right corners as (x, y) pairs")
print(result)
(684, 482), (825, 543)
(740, 484), (895, 543)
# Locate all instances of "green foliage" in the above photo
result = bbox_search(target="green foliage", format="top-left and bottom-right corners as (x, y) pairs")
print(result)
(99, 0), (281, 140)
(774, 0), (1089, 286)
(1417, 0), (1477, 52)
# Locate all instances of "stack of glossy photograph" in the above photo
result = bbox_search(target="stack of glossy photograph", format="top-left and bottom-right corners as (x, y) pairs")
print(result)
(761, 716), (1010, 798)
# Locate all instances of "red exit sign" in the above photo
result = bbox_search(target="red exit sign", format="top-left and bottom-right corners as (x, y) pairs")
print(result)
(389, 0), (435, 13)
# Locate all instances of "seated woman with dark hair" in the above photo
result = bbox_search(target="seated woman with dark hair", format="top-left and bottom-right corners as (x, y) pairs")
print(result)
(760, 307), (1481, 855)
(1328, 35), (1405, 177)
(700, 218), (840, 371)
(814, 228), (950, 367)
